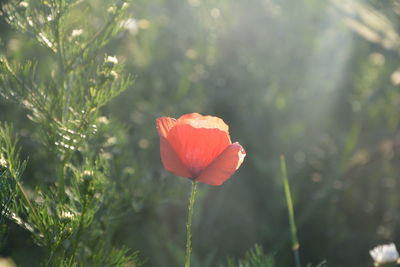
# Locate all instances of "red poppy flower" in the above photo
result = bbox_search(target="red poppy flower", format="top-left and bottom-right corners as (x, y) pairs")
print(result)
(156, 113), (246, 186)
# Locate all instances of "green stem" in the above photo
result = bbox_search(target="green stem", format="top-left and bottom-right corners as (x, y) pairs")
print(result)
(16, 181), (40, 225)
(280, 155), (301, 267)
(71, 194), (88, 259)
(185, 181), (198, 267)
(58, 153), (70, 201)
(45, 240), (61, 267)
(57, 101), (94, 200)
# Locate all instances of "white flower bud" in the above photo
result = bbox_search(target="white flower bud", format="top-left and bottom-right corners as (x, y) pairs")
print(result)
(106, 56), (118, 64)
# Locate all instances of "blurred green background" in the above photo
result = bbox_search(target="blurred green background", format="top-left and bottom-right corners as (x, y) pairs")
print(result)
(1, 0), (400, 266)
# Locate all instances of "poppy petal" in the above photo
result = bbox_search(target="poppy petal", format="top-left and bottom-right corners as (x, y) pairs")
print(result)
(156, 117), (177, 138)
(196, 142), (246, 186)
(159, 136), (192, 178)
(177, 113), (229, 134)
(167, 124), (231, 177)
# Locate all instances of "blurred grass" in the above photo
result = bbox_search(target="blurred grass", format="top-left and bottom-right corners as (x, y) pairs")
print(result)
(1, 0), (400, 266)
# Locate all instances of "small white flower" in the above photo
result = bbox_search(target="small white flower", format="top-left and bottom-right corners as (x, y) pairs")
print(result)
(121, 18), (139, 35)
(210, 8), (221, 19)
(107, 6), (116, 13)
(122, 2), (129, 9)
(19, 1), (28, 8)
(96, 116), (109, 125)
(83, 170), (94, 176)
(61, 211), (74, 219)
(370, 243), (399, 264)
(106, 56), (118, 64)
(71, 29), (83, 38)
(105, 136), (117, 146)
(0, 155), (7, 167)
(391, 70), (400, 87)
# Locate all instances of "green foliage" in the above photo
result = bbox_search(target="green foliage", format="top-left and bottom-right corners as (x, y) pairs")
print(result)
(306, 261), (327, 267)
(0, 123), (23, 249)
(0, 0), (140, 265)
(0, 123), (35, 239)
(225, 245), (275, 267)
(0, 0), (132, 157)
(224, 245), (327, 267)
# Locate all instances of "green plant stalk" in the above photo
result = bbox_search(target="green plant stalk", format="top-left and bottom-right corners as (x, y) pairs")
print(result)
(280, 155), (301, 267)
(15, 181), (40, 225)
(71, 193), (89, 259)
(185, 181), (198, 267)
(58, 153), (70, 201)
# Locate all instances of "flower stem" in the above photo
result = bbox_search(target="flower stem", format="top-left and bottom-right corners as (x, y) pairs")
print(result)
(280, 155), (301, 267)
(185, 181), (198, 267)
